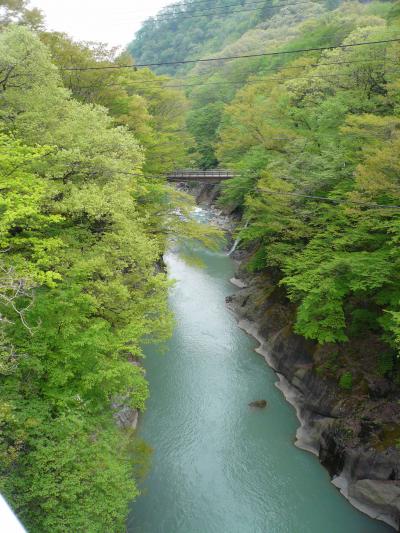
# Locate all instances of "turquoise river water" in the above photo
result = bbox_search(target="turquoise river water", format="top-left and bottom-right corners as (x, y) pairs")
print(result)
(128, 210), (392, 533)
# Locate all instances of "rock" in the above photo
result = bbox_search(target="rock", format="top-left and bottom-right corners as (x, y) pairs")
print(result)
(230, 277), (248, 289)
(249, 400), (267, 408)
(367, 377), (395, 399)
(112, 394), (139, 430)
(228, 264), (400, 529)
(358, 418), (380, 444)
(349, 479), (400, 529)
(196, 183), (221, 205)
(114, 406), (139, 430)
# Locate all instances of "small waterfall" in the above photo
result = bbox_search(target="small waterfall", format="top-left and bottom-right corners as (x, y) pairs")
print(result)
(228, 220), (249, 256)
(228, 236), (241, 256)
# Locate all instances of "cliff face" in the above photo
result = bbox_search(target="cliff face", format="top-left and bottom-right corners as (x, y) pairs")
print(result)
(227, 265), (400, 530)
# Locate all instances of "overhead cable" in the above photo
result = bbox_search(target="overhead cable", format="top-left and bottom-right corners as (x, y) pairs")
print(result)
(146, 0), (286, 11)
(61, 38), (400, 71)
(68, 57), (397, 91)
(88, 168), (400, 210)
(256, 188), (400, 209)
(134, 0), (306, 17)
(138, 0), (314, 22)
(71, 67), (400, 91)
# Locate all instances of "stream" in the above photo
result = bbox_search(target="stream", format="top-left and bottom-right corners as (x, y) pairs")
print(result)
(128, 209), (391, 533)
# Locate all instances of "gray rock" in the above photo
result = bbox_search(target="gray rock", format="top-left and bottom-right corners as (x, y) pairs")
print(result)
(113, 404), (139, 430)
(227, 267), (400, 530)
(349, 479), (400, 528)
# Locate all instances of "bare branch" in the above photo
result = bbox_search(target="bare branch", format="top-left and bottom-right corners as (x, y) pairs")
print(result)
(0, 265), (35, 335)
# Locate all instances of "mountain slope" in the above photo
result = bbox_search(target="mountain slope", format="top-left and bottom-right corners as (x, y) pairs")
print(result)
(128, 0), (334, 75)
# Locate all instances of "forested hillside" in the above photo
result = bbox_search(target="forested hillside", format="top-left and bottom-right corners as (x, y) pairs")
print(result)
(0, 2), (220, 531)
(129, 0), (400, 441)
(0, 0), (399, 529)
(129, 0), (334, 76)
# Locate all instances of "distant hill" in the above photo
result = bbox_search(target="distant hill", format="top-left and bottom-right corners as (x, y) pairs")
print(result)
(128, 0), (337, 76)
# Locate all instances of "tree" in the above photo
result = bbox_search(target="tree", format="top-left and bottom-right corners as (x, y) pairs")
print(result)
(0, 25), (172, 531)
(0, 24), (223, 531)
(214, 7), (400, 368)
(41, 33), (192, 175)
(0, 0), (43, 29)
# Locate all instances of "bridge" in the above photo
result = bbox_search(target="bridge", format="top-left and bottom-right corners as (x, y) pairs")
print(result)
(166, 169), (235, 183)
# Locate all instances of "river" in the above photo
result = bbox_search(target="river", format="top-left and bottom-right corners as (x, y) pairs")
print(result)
(128, 209), (391, 533)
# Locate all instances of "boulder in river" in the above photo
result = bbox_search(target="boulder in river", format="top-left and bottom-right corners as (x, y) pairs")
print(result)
(249, 400), (267, 408)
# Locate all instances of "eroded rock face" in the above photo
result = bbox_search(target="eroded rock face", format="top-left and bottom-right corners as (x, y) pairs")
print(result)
(349, 479), (400, 526)
(113, 402), (139, 430)
(227, 268), (400, 530)
(196, 183), (221, 205)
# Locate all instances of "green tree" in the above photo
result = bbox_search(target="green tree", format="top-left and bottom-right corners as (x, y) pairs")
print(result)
(0, 0), (43, 29)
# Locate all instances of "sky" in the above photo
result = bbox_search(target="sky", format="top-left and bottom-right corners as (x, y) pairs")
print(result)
(29, 0), (172, 49)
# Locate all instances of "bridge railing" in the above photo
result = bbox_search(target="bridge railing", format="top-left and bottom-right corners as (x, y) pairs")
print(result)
(167, 169), (235, 180)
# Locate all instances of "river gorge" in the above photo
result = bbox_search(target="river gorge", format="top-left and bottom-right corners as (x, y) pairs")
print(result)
(128, 209), (391, 533)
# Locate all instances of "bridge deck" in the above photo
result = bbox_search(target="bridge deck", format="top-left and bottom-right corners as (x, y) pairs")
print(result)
(167, 169), (235, 182)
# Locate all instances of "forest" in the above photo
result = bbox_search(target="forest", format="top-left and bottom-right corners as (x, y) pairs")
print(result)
(0, 0), (399, 530)
(0, 1), (220, 531)
(131, 0), (400, 371)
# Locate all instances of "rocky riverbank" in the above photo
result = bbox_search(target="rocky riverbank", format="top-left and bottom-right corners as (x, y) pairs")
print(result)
(226, 263), (400, 531)
(195, 184), (400, 531)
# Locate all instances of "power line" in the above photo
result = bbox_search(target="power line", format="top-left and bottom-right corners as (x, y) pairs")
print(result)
(142, 0), (314, 22)
(165, 0), (244, 8)
(257, 55), (396, 74)
(39, 161), (400, 211)
(124, 132), (398, 149)
(21, 156), (398, 211)
(144, 129), (399, 142)
(213, 182), (400, 210)
(61, 38), (400, 72)
(88, 168), (400, 210)
(71, 67), (400, 92)
(68, 57), (397, 91)
(123, 0), (310, 19)
(66, 166), (399, 210)
(108, 1), (311, 28)
(253, 188), (400, 209)
(139, 0), (294, 15)
(111, 0), (271, 17)
(179, 67), (400, 88)
(149, 0), (277, 12)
